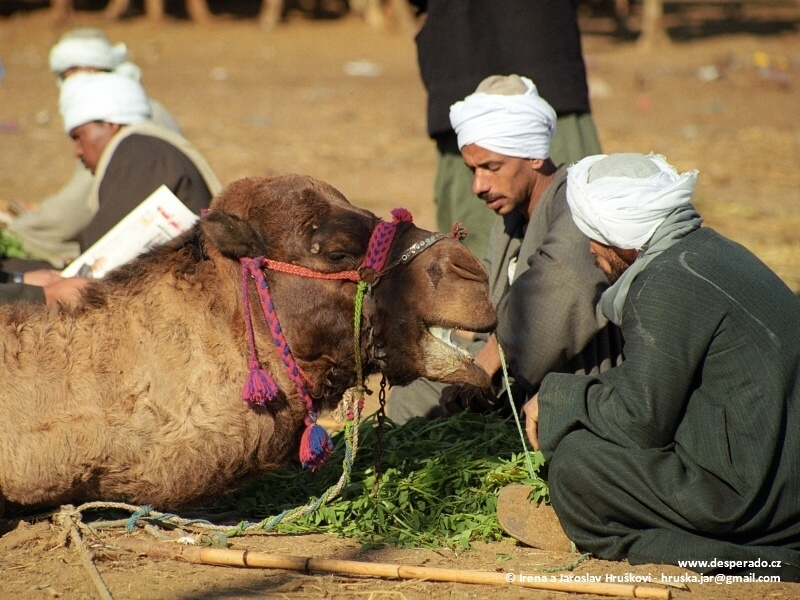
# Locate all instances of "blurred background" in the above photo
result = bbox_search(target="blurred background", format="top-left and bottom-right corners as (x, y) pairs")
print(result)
(1, 0), (799, 291)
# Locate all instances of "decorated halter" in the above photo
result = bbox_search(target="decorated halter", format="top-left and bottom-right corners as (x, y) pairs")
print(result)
(238, 209), (466, 470)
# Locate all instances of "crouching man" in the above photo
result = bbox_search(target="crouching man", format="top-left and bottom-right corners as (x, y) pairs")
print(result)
(524, 152), (800, 581)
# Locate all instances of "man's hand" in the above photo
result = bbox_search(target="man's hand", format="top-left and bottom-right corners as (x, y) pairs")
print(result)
(523, 393), (540, 451)
(23, 269), (64, 287)
(43, 277), (91, 307)
(474, 333), (502, 378)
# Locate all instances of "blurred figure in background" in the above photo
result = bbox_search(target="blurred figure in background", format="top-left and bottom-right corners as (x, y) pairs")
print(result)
(3, 28), (183, 270)
(57, 72), (220, 254)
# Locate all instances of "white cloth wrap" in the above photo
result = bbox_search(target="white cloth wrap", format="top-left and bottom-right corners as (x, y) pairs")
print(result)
(49, 37), (128, 74)
(113, 61), (143, 82)
(60, 72), (152, 133)
(449, 76), (557, 159)
(566, 153), (698, 249)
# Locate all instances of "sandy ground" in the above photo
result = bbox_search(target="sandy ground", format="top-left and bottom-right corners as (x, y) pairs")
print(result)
(1, 3), (799, 599)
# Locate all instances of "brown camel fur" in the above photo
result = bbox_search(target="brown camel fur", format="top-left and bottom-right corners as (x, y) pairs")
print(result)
(0, 174), (495, 513)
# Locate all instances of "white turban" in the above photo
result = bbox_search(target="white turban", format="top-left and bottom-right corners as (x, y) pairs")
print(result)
(449, 75), (557, 159)
(49, 29), (128, 74)
(567, 153), (698, 249)
(59, 72), (152, 133)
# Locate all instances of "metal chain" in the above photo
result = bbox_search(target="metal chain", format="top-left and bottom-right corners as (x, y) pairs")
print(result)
(371, 375), (388, 495)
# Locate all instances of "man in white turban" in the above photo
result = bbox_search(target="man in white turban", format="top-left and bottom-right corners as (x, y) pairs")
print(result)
(388, 76), (624, 461)
(60, 72), (153, 167)
(522, 152), (800, 581)
(5, 71), (221, 279)
(2, 28), (182, 271)
(53, 71), (221, 256)
(48, 27), (129, 79)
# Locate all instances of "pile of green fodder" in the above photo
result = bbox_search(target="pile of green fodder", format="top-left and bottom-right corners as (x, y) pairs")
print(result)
(212, 411), (548, 550)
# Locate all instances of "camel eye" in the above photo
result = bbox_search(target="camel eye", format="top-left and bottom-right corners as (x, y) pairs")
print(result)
(326, 251), (348, 262)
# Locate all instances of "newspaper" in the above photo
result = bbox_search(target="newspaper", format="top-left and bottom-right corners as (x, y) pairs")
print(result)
(61, 185), (199, 278)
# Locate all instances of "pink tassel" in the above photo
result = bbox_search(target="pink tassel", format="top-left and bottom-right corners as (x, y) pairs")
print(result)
(241, 360), (280, 405)
(299, 422), (334, 470)
(391, 207), (413, 223)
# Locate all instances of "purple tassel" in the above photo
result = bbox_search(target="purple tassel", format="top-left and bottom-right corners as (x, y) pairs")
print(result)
(299, 422), (333, 470)
(241, 360), (280, 405)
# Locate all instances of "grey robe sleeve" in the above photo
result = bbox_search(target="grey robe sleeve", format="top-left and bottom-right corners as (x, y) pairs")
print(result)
(495, 198), (608, 393)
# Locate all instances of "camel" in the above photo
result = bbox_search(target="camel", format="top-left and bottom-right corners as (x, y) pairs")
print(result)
(0, 174), (495, 514)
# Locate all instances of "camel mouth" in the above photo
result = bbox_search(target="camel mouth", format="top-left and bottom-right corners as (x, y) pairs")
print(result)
(420, 324), (491, 388)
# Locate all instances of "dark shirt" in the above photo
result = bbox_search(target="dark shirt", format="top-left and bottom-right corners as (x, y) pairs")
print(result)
(78, 134), (213, 251)
(412, 0), (592, 137)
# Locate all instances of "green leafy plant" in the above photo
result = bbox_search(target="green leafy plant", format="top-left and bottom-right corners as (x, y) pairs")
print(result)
(0, 229), (30, 259)
(212, 412), (548, 551)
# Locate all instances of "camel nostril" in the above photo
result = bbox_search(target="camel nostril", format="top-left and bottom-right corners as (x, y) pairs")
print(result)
(450, 258), (488, 283)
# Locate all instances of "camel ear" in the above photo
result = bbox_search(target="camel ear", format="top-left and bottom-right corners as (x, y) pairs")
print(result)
(201, 210), (267, 259)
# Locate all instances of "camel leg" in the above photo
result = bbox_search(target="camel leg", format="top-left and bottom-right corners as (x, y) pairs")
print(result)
(103, 0), (130, 19)
(259, 0), (284, 30)
(613, 0), (630, 34)
(144, 0), (165, 21)
(387, 0), (417, 34)
(185, 0), (213, 23)
(51, 0), (73, 21)
(638, 0), (670, 50)
(361, 0), (386, 29)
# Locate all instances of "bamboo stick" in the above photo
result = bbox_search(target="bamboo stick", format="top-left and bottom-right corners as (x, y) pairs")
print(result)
(114, 537), (671, 599)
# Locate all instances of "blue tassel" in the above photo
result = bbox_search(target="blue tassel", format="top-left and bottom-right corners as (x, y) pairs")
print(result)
(299, 423), (333, 470)
(241, 364), (280, 405)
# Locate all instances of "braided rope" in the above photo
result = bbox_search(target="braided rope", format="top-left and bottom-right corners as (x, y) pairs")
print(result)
(240, 262), (265, 374)
(362, 221), (397, 272)
(263, 258), (360, 282)
(498, 344), (537, 480)
(245, 258), (317, 423)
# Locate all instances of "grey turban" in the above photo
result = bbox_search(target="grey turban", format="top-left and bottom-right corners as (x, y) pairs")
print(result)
(567, 153), (698, 249)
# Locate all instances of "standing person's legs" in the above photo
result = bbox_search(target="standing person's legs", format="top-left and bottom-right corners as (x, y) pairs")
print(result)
(549, 112), (602, 167)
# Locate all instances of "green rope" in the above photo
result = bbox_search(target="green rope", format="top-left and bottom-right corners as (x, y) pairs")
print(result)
(353, 281), (368, 382)
(498, 344), (537, 480)
(536, 552), (592, 573)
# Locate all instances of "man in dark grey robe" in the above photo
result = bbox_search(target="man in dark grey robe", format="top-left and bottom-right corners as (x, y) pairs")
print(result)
(525, 152), (800, 581)
(388, 75), (623, 424)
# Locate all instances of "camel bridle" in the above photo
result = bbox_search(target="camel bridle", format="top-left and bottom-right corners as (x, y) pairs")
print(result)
(238, 208), (449, 469)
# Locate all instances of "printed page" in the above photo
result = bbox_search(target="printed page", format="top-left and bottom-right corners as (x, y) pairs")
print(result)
(61, 185), (198, 278)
